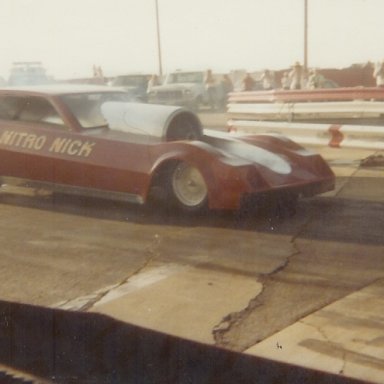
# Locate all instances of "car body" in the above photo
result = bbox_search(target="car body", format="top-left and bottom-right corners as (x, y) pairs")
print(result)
(147, 70), (221, 110)
(0, 84), (334, 213)
(109, 74), (150, 102)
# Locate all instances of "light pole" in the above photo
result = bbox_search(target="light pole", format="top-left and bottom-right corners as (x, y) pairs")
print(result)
(304, 0), (308, 71)
(155, 0), (163, 76)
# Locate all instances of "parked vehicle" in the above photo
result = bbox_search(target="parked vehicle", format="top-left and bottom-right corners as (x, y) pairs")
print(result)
(110, 74), (150, 102)
(8, 62), (53, 86)
(147, 70), (221, 111)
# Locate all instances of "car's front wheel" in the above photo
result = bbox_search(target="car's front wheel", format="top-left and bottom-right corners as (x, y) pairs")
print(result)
(168, 162), (208, 213)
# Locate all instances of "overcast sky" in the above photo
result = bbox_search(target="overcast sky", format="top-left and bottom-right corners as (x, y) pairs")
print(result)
(1, 0), (382, 80)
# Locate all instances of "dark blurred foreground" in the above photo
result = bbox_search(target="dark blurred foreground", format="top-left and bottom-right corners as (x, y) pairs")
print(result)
(0, 300), (366, 384)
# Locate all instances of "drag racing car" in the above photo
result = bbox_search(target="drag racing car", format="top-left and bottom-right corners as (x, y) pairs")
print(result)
(0, 84), (335, 213)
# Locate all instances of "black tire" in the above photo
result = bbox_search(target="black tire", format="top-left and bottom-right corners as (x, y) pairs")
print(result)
(167, 162), (208, 213)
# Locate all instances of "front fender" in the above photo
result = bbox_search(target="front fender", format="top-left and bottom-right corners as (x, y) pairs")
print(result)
(148, 142), (250, 210)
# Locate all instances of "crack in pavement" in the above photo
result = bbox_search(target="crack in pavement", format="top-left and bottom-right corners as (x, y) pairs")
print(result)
(212, 221), (305, 351)
(332, 159), (364, 199)
(299, 338), (384, 373)
(54, 233), (163, 311)
(212, 161), (368, 352)
(300, 319), (347, 375)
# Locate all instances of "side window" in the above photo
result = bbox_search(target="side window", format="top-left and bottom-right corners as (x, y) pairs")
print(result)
(18, 97), (65, 126)
(0, 96), (23, 120)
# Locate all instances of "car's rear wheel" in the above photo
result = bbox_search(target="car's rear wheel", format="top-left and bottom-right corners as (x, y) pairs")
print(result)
(169, 162), (208, 213)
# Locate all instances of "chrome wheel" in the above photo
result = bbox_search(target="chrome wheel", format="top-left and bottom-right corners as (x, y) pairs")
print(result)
(171, 163), (208, 209)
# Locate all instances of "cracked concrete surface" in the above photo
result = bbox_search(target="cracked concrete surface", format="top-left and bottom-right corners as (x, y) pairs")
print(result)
(56, 233), (164, 311)
(92, 264), (262, 344)
(212, 238), (302, 349)
(51, 157), (384, 356)
(246, 279), (384, 384)
(213, 159), (384, 352)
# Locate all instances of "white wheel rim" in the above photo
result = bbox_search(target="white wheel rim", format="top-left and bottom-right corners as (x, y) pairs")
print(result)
(172, 163), (207, 207)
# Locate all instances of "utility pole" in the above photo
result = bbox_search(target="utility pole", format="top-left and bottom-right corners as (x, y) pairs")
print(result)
(155, 0), (163, 76)
(304, 0), (308, 71)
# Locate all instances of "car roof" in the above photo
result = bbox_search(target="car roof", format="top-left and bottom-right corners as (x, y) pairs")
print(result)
(0, 84), (122, 96)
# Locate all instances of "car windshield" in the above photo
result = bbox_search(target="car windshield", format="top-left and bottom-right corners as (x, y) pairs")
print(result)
(167, 72), (203, 84)
(61, 92), (131, 129)
(112, 76), (148, 87)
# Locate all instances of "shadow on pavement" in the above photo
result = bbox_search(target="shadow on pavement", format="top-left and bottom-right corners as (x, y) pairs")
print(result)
(0, 176), (383, 247)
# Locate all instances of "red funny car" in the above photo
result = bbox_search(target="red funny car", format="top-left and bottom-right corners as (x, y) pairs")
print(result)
(0, 84), (334, 213)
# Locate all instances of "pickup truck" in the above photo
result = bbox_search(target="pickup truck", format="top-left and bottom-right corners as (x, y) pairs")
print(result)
(147, 70), (221, 110)
(110, 74), (150, 102)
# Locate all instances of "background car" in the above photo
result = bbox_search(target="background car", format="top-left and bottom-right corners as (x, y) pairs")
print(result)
(8, 62), (54, 86)
(109, 74), (151, 102)
(147, 70), (222, 111)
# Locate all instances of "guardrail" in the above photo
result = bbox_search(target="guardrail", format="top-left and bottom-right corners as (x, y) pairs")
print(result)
(228, 120), (384, 150)
(228, 100), (384, 121)
(228, 87), (384, 103)
(227, 87), (384, 150)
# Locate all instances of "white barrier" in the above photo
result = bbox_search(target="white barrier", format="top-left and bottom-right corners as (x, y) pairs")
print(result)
(227, 88), (384, 150)
(227, 101), (384, 121)
(228, 120), (384, 150)
(228, 87), (384, 103)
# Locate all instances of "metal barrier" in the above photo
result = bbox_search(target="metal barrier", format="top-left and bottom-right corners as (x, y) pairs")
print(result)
(228, 120), (384, 150)
(227, 87), (384, 150)
(228, 101), (384, 121)
(228, 87), (384, 103)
